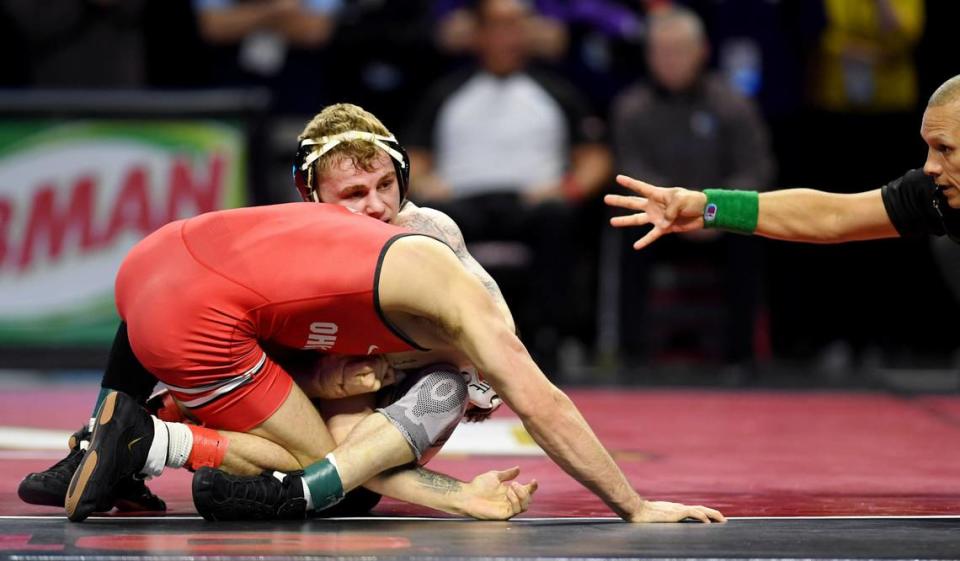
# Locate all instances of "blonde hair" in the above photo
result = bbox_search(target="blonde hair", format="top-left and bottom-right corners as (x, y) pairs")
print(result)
(298, 103), (395, 177)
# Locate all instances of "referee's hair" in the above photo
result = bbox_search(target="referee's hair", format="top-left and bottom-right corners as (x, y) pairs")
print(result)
(647, 5), (706, 43)
(467, 0), (529, 20)
(928, 75), (960, 107)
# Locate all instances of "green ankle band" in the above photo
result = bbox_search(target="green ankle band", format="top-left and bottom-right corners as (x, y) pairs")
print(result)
(302, 458), (344, 511)
(703, 189), (759, 234)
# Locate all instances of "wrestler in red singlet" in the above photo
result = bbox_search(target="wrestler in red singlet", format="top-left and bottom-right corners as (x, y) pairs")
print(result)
(115, 203), (427, 431)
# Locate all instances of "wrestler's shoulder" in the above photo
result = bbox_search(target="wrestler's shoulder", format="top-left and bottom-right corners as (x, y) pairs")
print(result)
(397, 203), (460, 232)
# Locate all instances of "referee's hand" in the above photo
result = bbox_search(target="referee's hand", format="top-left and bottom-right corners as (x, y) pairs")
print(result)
(605, 175), (707, 250)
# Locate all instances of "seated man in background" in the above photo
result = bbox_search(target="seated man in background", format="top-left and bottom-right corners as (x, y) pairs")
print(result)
(610, 6), (774, 367)
(192, 0), (340, 114)
(406, 0), (612, 362)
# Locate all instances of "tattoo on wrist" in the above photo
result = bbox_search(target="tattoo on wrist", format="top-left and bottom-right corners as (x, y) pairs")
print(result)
(413, 467), (463, 495)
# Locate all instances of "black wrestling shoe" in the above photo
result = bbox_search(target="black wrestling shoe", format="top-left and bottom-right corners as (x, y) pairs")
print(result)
(18, 426), (89, 507)
(113, 476), (167, 512)
(192, 467), (307, 521)
(311, 487), (382, 518)
(65, 391), (155, 522)
(19, 424), (167, 513)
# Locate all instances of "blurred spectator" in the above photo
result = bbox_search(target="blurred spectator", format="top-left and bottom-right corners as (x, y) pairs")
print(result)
(0, 0), (149, 87)
(680, 0), (825, 118)
(434, 0), (569, 62)
(192, 0), (339, 114)
(323, 1), (442, 132)
(545, 0), (647, 109)
(407, 0), (612, 366)
(434, 0), (647, 109)
(611, 6), (773, 366)
(810, 0), (923, 112)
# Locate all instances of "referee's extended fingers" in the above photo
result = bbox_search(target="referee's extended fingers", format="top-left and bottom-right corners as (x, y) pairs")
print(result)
(633, 227), (665, 250)
(604, 193), (648, 211)
(616, 175), (659, 197)
(610, 213), (651, 228)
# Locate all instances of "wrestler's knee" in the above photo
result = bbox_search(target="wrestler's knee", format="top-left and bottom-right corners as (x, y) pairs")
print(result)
(377, 364), (468, 465)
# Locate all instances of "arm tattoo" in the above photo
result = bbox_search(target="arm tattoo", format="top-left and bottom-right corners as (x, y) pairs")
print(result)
(473, 266), (506, 302)
(411, 466), (463, 495)
(399, 209), (510, 309)
(398, 210), (468, 256)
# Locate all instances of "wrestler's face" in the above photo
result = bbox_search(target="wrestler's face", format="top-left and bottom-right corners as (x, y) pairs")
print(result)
(316, 151), (401, 222)
(921, 103), (960, 209)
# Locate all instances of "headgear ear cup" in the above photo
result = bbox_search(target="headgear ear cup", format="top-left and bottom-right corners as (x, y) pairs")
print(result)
(293, 142), (316, 202)
(381, 138), (410, 203)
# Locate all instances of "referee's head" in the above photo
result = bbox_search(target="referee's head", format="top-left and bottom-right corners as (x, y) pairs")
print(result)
(922, 75), (960, 208)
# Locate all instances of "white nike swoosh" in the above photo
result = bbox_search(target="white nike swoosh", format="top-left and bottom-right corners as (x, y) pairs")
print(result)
(367, 345), (379, 355)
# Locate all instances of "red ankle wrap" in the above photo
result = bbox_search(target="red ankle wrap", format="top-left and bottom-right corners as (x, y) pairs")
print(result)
(185, 425), (228, 470)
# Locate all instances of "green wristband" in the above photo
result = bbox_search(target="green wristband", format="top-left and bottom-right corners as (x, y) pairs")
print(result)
(703, 189), (759, 234)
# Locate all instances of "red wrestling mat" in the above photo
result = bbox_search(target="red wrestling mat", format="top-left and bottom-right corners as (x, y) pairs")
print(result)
(1, 386), (958, 518)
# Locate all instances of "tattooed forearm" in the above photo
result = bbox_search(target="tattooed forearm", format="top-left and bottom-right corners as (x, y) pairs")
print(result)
(412, 467), (463, 495)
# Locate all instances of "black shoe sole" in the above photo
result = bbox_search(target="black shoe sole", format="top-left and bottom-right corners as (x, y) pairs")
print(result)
(20, 479), (167, 512)
(65, 392), (115, 521)
(65, 392), (148, 522)
(17, 482), (66, 508)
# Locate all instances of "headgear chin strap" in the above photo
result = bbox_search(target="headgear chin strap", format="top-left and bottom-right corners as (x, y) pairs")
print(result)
(293, 131), (410, 204)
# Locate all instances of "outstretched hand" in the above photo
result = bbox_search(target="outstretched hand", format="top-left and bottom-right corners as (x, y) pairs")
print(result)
(604, 175), (708, 250)
(630, 500), (727, 524)
(462, 466), (538, 520)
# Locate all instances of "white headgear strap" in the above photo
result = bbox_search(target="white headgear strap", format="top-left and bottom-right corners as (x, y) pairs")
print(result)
(299, 131), (407, 172)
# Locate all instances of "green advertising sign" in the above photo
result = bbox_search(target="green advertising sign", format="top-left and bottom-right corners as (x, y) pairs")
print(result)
(0, 120), (248, 345)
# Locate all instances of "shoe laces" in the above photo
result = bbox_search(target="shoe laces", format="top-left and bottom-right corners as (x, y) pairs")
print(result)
(44, 445), (84, 480)
(229, 472), (285, 506)
(43, 426), (90, 479)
